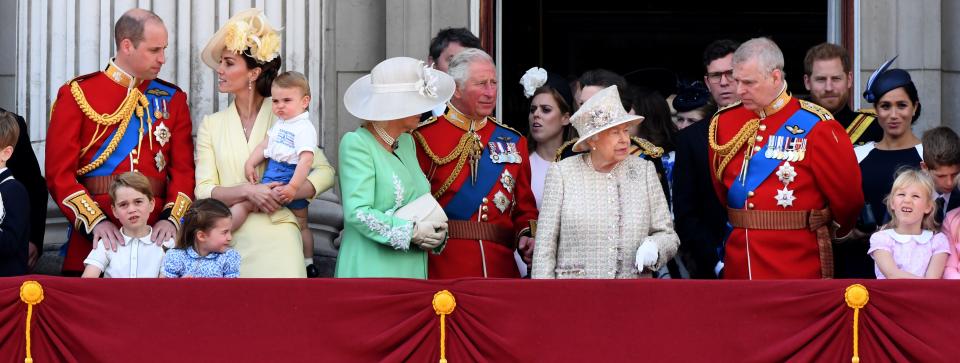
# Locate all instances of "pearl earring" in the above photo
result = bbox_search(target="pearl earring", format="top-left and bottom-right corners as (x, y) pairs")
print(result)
(248, 80), (253, 90)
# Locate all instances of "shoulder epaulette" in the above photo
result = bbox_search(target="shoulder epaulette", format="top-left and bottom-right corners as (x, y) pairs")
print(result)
(708, 100), (741, 126)
(555, 138), (579, 162)
(798, 99), (832, 121)
(417, 115), (438, 128)
(630, 136), (664, 158)
(152, 78), (183, 92)
(66, 72), (99, 87)
(716, 100), (742, 114)
(847, 110), (878, 145)
(856, 108), (877, 116)
(488, 116), (523, 137)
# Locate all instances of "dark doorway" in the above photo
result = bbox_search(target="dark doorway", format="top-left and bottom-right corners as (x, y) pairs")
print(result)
(499, 1), (828, 134)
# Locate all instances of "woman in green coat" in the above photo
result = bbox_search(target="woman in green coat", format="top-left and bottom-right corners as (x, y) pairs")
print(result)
(336, 57), (455, 278)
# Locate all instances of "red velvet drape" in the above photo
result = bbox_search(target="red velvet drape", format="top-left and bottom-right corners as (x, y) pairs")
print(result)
(0, 277), (956, 362)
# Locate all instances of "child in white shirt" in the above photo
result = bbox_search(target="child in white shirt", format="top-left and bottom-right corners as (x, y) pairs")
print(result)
(81, 172), (174, 278)
(237, 71), (318, 275)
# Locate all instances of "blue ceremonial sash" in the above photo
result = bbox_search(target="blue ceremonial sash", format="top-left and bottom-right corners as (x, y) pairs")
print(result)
(445, 126), (514, 220)
(727, 109), (819, 209)
(87, 80), (177, 176)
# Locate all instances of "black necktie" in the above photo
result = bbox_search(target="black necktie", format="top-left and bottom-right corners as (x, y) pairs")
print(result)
(936, 196), (946, 224)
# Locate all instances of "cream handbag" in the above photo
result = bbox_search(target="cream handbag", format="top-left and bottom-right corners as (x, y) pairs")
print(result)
(395, 193), (448, 224)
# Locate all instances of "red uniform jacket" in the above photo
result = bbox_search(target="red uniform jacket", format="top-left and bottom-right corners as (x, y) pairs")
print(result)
(414, 109), (538, 278)
(708, 93), (863, 279)
(46, 64), (195, 273)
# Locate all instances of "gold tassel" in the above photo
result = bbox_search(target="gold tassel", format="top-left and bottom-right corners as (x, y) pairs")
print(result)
(433, 290), (456, 363)
(20, 281), (45, 363)
(844, 284), (869, 363)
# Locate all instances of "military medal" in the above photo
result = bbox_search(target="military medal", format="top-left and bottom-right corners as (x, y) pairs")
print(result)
(154, 98), (163, 120)
(155, 153), (166, 171)
(162, 99), (170, 119)
(765, 137), (776, 159)
(787, 138), (798, 162)
(797, 139), (807, 161)
(506, 142), (520, 163)
(493, 191), (510, 213)
(500, 169), (515, 194)
(154, 121), (171, 147)
(777, 137), (788, 160)
(489, 141), (501, 162)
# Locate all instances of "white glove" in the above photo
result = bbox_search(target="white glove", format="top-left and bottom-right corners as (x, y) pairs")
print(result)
(412, 221), (447, 250)
(635, 242), (659, 271)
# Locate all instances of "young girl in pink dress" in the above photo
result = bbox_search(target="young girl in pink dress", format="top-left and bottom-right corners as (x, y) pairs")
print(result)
(941, 207), (960, 278)
(869, 169), (950, 279)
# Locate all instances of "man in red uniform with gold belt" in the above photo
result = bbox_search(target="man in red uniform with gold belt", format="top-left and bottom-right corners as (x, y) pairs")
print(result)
(46, 9), (194, 275)
(708, 38), (863, 279)
(414, 48), (538, 278)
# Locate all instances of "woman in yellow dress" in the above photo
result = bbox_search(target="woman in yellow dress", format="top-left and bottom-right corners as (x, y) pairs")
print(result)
(195, 9), (335, 277)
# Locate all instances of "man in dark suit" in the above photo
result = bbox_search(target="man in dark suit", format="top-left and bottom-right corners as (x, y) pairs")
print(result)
(671, 39), (739, 278)
(2, 107), (47, 271)
(921, 126), (960, 223)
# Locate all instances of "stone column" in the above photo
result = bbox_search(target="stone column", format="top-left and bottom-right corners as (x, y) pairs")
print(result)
(859, 0), (942, 133)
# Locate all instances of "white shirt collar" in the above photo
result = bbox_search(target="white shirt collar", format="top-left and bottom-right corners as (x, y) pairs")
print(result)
(281, 111), (310, 123)
(938, 191), (951, 202)
(884, 229), (934, 244)
(120, 227), (155, 245)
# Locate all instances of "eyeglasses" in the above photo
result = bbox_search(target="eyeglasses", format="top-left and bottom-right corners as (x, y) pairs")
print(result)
(706, 70), (734, 84)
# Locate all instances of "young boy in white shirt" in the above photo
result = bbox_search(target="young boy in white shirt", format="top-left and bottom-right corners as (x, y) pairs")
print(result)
(82, 172), (174, 278)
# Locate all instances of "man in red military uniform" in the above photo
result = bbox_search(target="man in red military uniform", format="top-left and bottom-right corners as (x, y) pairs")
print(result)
(708, 38), (863, 279)
(46, 9), (194, 275)
(414, 48), (538, 278)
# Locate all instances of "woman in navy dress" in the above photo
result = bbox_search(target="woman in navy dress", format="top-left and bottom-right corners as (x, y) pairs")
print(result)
(837, 59), (924, 278)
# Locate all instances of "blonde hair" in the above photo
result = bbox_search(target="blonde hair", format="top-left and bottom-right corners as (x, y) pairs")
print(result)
(108, 172), (154, 204)
(883, 168), (939, 232)
(273, 71), (311, 97)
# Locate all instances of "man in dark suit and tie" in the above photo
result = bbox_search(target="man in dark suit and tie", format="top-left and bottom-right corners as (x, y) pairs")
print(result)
(920, 127), (960, 223)
(671, 39), (739, 278)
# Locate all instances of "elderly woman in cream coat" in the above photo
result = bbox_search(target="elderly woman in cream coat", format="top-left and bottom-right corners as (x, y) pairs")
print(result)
(532, 85), (679, 278)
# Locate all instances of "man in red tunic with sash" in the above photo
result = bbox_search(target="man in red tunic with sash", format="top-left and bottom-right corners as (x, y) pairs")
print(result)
(414, 48), (538, 278)
(708, 38), (863, 279)
(46, 9), (194, 275)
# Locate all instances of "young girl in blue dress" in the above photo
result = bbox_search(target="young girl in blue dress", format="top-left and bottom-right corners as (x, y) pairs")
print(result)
(162, 199), (241, 278)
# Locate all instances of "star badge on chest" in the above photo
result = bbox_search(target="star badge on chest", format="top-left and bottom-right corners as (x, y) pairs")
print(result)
(155, 153), (166, 172)
(500, 169), (515, 194)
(775, 187), (796, 208)
(493, 191), (510, 213)
(154, 121), (171, 147)
(776, 162), (796, 184)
